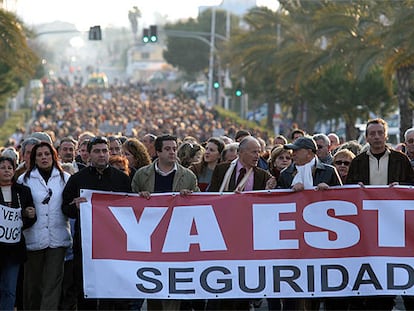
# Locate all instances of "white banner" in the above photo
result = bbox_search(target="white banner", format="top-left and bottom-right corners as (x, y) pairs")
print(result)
(0, 204), (22, 243)
(80, 188), (414, 299)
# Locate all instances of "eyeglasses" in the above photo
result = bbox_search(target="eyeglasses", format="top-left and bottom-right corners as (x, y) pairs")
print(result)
(334, 160), (351, 166)
(42, 188), (53, 204)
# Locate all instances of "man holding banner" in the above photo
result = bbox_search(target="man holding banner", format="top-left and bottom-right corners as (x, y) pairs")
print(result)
(346, 118), (414, 311)
(131, 134), (199, 311)
(62, 136), (132, 310)
(208, 135), (272, 310)
(275, 136), (342, 311)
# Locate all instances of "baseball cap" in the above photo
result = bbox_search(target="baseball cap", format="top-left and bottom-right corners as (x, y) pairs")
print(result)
(284, 136), (317, 153)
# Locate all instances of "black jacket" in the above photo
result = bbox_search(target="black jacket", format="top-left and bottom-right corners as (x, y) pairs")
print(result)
(277, 158), (342, 189)
(61, 165), (132, 254)
(0, 182), (36, 264)
(346, 148), (414, 185)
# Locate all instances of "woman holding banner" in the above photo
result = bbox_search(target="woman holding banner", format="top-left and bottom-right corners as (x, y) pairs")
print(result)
(0, 156), (36, 311)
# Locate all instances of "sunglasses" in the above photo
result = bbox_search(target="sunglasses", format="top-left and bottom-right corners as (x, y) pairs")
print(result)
(334, 160), (351, 166)
(42, 188), (53, 204)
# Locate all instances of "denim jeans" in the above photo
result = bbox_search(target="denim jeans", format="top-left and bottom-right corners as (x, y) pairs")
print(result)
(0, 258), (20, 311)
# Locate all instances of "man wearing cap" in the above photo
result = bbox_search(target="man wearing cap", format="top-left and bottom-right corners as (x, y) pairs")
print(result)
(277, 136), (342, 191)
(276, 136), (342, 311)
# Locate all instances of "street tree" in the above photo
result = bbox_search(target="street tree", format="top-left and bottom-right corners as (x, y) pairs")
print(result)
(310, 0), (414, 139)
(163, 9), (238, 78)
(0, 10), (39, 107)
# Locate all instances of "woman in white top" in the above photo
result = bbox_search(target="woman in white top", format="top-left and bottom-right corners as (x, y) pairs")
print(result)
(18, 141), (71, 310)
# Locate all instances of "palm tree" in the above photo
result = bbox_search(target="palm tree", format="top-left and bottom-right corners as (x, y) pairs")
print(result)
(311, 0), (414, 139)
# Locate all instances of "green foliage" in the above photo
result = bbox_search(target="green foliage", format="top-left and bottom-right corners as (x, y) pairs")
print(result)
(219, 0), (414, 139)
(163, 9), (239, 76)
(0, 109), (30, 145)
(302, 64), (395, 138)
(0, 10), (39, 104)
(213, 105), (271, 136)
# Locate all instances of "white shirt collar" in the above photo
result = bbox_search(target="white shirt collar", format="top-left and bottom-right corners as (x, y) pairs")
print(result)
(155, 161), (177, 176)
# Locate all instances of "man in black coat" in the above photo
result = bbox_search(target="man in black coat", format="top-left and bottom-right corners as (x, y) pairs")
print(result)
(276, 136), (342, 311)
(278, 136), (342, 191)
(346, 118), (414, 311)
(62, 136), (132, 310)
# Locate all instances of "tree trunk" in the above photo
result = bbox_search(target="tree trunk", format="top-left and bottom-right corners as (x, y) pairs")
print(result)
(266, 100), (275, 130)
(396, 67), (413, 141)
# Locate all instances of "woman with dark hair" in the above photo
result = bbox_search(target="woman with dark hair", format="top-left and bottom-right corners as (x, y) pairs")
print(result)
(17, 141), (71, 310)
(190, 137), (225, 191)
(0, 156), (36, 310)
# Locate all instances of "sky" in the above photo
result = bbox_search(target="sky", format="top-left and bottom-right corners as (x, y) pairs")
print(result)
(15, 0), (224, 30)
(16, 0), (278, 30)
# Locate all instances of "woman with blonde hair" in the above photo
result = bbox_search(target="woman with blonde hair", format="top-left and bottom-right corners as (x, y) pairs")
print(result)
(177, 142), (204, 168)
(332, 149), (355, 183)
(268, 145), (292, 179)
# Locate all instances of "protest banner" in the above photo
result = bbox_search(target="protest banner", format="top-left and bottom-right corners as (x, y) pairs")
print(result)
(80, 186), (414, 299)
(0, 204), (22, 243)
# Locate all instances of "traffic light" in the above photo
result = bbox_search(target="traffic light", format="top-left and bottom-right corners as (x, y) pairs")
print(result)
(235, 88), (242, 97)
(88, 26), (102, 40)
(142, 28), (149, 43)
(150, 25), (158, 43)
(213, 81), (220, 89)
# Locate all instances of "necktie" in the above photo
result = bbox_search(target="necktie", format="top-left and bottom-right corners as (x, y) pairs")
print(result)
(236, 167), (247, 186)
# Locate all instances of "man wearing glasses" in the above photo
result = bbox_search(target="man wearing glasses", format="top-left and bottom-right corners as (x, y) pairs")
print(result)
(313, 133), (333, 165)
(62, 136), (132, 310)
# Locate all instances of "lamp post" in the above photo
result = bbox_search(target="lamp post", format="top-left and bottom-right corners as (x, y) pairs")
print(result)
(207, 7), (216, 108)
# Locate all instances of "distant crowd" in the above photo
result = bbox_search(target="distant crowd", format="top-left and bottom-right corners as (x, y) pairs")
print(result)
(1, 82), (414, 311)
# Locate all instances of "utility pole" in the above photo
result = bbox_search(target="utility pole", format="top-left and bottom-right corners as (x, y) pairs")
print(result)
(223, 10), (231, 110)
(207, 7), (216, 109)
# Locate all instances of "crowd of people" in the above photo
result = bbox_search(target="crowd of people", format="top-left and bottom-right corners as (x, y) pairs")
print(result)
(1, 82), (414, 311)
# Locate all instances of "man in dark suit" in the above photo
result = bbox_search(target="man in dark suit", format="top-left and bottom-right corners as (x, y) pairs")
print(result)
(209, 136), (272, 193)
(278, 136), (342, 191)
(208, 136), (272, 310)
